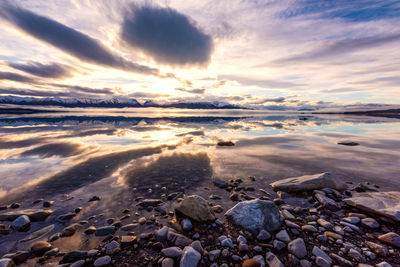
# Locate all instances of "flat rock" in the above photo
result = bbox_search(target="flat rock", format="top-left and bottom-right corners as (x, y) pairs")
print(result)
(94, 256), (111, 266)
(11, 215), (30, 232)
(95, 226), (115, 236)
(270, 172), (347, 193)
(361, 217), (379, 229)
(225, 199), (282, 233)
(312, 246), (332, 265)
(175, 195), (215, 223)
(0, 209), (52, 221)
(265, 252), (284, 267)
(161, 247), (183, 258)
(138, 199), (163, 207)
(378, 232), (400, 248)
(288, 238), (307, 258)
(344, 192), (400, 221)
(180, 246), (200, 267)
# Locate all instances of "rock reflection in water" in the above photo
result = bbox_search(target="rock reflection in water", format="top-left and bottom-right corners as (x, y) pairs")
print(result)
(123, 152), (212, 196)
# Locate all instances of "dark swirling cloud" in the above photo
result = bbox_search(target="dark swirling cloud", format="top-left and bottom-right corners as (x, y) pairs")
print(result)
(121, 5), (213, 66)
(0, 3), (161, 76)
(8, 61), (74, 78)
(0, 71), (36, 83)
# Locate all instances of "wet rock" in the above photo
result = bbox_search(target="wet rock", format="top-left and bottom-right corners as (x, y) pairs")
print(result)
(57, 212), (76, 222)
(378, 232), (400, 248)
(106, 240), (120, 255)
(170, 232), (192, 247)
(275, 230), (290, 243)
(120, 224), (137, 231)
(0, 259), (15, 267)
(225, 199), (282, 233)
(31, 241), (52, 256)
(365, 241), (388, 256)
(342, 217), (360, 224)
(94, 256), (111, 266)
(242, 259), (261, 267)
(343, 191), (400, 221)
(270, 172), (347, 193)
(212, 177), (228, 188)
(44, 248), (59, 257)
(257, 230), (271, 241)
(288, 238), (307, 259)
(180, 246), (201, 267)
(315, 256), (331, 267)
(265, 252), (284, 267)
(74, 207), (82, 213)
(84, 226), (96, 235)
(89, 195), (101, 201)
(175, 195), (215, 223)
(239, 242), (249, 252)
(209, 249), (221, 261)
(317, 219), (333, 230)
(190, 240), (203, 255)
(70, 260), (85, 267)
(182, 218), (193, 230)
(302, 225), (317, 233)
(138, 217), (146, 224)
(11, 215), (30, 232)
(61, 223), (81, 237)
(0, 209), (52, 221)
(213, 205), (224, 213)
(312, 246), (332, 266)
(324, 231), (342, 240)
(347, 248), (365, 263)
(221, 238), (234, 248)
(161, 247), (183, 258)
(360, 217), (379, 229)
(62, 251), (87, 263)
(138, 199), (163, 207)
(329, 253), (352, 267)
(43, 201), (54, 207)
(161, 258), (174, 267)
(273, 240), (286, 252)
(156, 226), (169, 241)
(95, 226), (115, 236)
(3, 251), (30, 265)
(230, 192), (240, 201)
(376, 262), (392, 267)
(121, 235), (136, 247)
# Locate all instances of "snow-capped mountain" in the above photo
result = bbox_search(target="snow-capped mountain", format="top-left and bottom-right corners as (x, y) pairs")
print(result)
(0, 95), (242, 109)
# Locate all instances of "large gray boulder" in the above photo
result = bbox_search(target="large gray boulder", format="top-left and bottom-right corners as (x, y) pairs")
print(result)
(270, 172), (347, 193)
(225, 199), (282, 233)
(175, 195), (215, 223)
(344, 191), (400, 221)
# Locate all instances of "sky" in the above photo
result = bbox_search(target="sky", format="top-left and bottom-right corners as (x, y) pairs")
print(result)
(0, 0), (399, 110)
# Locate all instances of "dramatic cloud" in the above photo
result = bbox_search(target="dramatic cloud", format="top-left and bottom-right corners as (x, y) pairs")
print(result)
(121, 5), (213, 66)
(174, 87), (205, 94)
(0, 71), (36, 83)
(8, 61), (74, 78)
(277, 33), (400, 63)
(0, 3), (161, 76)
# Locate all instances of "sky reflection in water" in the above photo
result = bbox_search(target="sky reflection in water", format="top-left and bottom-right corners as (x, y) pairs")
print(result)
(0, 109), (400, 203)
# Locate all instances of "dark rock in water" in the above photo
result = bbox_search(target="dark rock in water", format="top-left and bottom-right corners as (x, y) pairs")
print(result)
(338, 141), (359, 146)
(0, 209), (52, 221)
(4, 250), (30, 265)
(89, 196), (101, 202)
(31, 241), (52, 256)
(11, 215), (30, 232)
(57, 213), (76, 222)
(212, 177), (228, 188)
(43, 201), (54, 207)
(175, 195), (216, 223)
(95, 226), (115, 236)
(61, 223), (81, 237)
(225, 199), (282, 233)
(217, 141), (235, 146)
(10, 203), (21, 209)
(74, 207), (83, 214)
(138, 199), (163, 207)
(61, 250), (87, 263)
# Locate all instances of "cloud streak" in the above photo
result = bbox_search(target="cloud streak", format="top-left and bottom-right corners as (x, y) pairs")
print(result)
(174, 87), (205, 94)
(0, 3), (162, 77)
(8, 61), (74, 78)
(121, 4), (213, 66)
(0, 71), (36, 83)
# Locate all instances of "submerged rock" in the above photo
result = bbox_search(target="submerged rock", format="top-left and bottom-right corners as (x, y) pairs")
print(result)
(270, 172), (347, 192)
(175, 195), (215, 223)
(343, 191), (400, 221)
(225, 199), (282, 233)
(0, 209), (52, 221)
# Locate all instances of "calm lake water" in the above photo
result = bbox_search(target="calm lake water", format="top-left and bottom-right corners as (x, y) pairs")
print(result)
(0, 108), (400, 255)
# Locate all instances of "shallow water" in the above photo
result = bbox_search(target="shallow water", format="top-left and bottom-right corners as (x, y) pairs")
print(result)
(0, 108), (400, 255)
